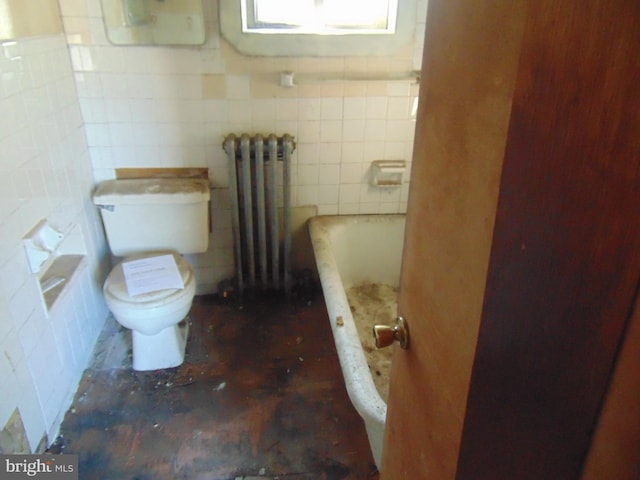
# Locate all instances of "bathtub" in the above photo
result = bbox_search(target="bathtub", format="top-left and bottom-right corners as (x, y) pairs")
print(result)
(308, 214), (405, 469)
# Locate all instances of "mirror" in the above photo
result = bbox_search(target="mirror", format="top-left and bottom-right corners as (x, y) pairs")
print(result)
(101, 0), (205, 46)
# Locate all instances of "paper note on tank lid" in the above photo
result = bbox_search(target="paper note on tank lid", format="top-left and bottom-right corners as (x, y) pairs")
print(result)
(122, 254), (184, 296)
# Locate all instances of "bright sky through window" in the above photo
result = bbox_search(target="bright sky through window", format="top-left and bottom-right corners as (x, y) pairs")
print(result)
(245, 0), (397, 33)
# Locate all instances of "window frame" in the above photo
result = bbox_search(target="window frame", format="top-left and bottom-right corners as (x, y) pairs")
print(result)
(219, 0), (416, 57)
(242, 0), (398, 35)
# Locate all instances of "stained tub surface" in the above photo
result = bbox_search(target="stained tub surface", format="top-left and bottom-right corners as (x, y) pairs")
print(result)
(308, 214), (405, 469)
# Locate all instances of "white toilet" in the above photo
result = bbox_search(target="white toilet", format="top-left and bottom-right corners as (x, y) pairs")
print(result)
(93, 178), (210, 371)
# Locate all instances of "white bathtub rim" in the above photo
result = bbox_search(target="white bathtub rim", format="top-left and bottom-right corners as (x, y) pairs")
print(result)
(309, 216), (398, 433)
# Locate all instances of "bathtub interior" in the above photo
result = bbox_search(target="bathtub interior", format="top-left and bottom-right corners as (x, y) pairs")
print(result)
(345, 282), (398, 402)
(310, 214), (406, 469)
(328, 219), (405, 288)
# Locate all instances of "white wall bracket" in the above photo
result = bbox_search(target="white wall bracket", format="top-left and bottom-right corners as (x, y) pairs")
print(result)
(22, 220), (64, 274)
(371, 160), (406, 188)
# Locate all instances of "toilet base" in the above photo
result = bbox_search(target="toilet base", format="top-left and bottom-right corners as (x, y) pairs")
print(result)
(131, 319), (189, 371)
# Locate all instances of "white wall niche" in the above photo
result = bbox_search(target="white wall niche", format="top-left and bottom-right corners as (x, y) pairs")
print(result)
(23, 221), (89, 315)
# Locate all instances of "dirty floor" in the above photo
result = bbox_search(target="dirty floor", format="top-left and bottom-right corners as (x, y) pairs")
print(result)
(50, 292), (379, 480)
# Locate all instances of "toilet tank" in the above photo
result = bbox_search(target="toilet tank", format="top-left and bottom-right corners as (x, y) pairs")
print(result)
(93, 178), (210, 256)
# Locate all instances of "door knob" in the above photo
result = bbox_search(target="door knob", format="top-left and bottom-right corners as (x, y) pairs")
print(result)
(373, 316), (409, 349)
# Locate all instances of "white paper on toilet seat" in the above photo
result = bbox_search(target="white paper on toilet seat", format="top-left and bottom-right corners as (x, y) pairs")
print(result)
(122, 254), (185, 296)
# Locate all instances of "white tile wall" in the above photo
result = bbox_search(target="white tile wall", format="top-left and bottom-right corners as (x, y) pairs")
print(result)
(56, 0), (427, 291)
(0, 34), (109, 451)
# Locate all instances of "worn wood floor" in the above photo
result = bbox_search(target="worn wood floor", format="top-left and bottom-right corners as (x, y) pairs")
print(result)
(50, 292), (379, 480)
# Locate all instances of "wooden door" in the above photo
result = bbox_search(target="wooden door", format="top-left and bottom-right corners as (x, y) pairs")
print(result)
(381, 0), (640, 478)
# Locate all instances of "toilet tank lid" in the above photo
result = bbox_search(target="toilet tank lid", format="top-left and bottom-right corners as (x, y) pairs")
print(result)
(93, 178), (210, 205)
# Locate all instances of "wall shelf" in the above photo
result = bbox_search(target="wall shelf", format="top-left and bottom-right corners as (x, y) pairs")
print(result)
(23, 220), (88, 315)
(40, 255), (87, 312)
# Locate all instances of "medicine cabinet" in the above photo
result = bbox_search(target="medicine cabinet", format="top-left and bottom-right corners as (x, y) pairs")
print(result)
(101, 0), (205, 46)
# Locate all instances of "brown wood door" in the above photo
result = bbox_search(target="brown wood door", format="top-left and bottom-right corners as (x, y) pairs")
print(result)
(381, 0), (640, 479)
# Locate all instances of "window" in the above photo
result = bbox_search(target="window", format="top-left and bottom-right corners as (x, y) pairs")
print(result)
(243, 0), (398, 34)
(220, 0), (415, 56)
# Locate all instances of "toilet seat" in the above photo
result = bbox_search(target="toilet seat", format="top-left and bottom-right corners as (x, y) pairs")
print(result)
(104, 253), (195, 310)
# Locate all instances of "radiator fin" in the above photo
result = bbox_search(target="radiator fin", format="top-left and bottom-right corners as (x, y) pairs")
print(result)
(223, 133), (295, 296)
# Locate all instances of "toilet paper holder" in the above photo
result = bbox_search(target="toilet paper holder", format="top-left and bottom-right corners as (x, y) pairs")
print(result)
(371, 160), (406, 187)
(23, 220), (64, 274)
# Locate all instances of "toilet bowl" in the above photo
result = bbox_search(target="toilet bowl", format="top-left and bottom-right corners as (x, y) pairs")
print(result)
(104, 252), (196, 371)
(93, 178), (210, 371)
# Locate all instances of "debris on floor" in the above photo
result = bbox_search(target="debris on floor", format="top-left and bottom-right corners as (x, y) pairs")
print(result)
(53, 293), (379, 479)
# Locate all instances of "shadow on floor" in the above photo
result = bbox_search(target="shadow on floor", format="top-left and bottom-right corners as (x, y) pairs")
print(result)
(49, 292), (379, 480)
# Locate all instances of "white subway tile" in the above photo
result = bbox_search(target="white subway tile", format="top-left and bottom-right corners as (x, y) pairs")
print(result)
(415, 23), (427, 45)
(2, 326), (24, 376)
(387, 83), (411, 97)
(318, 164), (340, 185)
(120, 49), (150, 74)
(339, 184), (360, 203)
(79, 98), (106, 122)
(7, 279), (39, 332)
(295, 143), (319, 165)
(320, 120), (342, 142)
(274, 121), (298, 138)
(0, 293), (12, 341)
(362, 141), (386, 162)
(251, 99), (276, 122)
(105, 99), (131, 122)
(317, 204), (338, 215)
(225, 75), (251, 99)
(343, 97), (366, 119)
(18, 308), (48, 359)
(359, 184), (382, 204)
(108, 146), (134, 167)
(383, 141), (406, 159)
(298, 121), (321, 143)
(387, 97), (411, 119)
(380, 186), (402, 203)
(58, 0), (89, 17)
(341, 142), (365, 163)
(297, 185), (318, 206)
(401, 184), (410, 202)
(359, 203), (381, 214)
(204, 99), (230, 122)
(385, 119), (411, 141)
(127, 99), (153, 123)
(342, 119), (365, 141)
(365, 119), (387, 141)
(339, 163), (362, 184)
(416, 0), (429, 23)
(298, 98), (321, 120)
(228, 100), (252, 123)
(338, 203), (359, 215)
(366, 97), (388, 119)
(95, 46), (124, 72)
(413, 48), (424, 72)
(74, 72), (103, 98)
(177, 75), (202, 100)
(298, 165), (319, 185)
(275, 98), (298, 121)
(125, 74), (153, 99)
(15, 360), (47, 452)
(321, 98), (343, 120)
(84, 124), (110, 147)
(100, 73), (130, 98)
(151, 74), (180, 99)
(0, 342), (20, 428)
(380, 202), (401, 214)
(318, 142), (342, 164)
(27, 333), (61, 409)
(68, 46), (95, 72)
(318, 185), (339, 204)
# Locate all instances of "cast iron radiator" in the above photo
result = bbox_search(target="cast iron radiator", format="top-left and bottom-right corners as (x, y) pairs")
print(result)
(223, 133), (295, 296)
